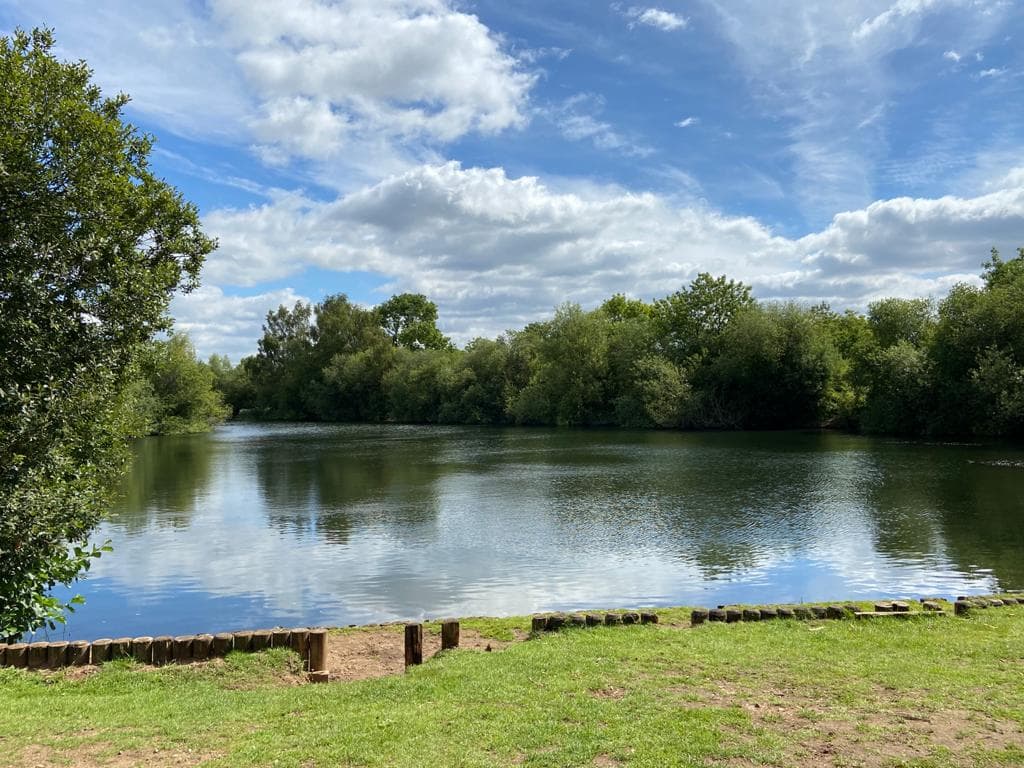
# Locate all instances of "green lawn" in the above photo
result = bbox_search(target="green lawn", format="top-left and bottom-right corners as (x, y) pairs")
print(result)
(1, 604), (1022, 767)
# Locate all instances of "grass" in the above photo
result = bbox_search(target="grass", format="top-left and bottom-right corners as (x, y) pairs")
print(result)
(1, 604), (1023, 767)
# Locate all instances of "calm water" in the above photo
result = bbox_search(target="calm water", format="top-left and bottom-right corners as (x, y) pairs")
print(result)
(51, 423), (1024, 639)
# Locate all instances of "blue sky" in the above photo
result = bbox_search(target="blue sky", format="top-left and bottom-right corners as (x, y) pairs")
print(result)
(3, 0), (1023, 359)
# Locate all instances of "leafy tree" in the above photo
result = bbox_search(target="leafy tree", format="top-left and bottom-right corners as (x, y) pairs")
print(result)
(375, 293), (451, 350)
(0, 29), (214, 638)
(653, 273), (754, 366)
(867, 297), (935, 349)
(248, 302), (316, 419)
(860, 341), (932, 435)
(600, 293), (652, 322)
(129, 334), (230, 435)
(207, 355), (255, 417)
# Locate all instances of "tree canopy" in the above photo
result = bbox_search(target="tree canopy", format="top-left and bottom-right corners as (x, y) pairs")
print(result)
(0, 29), (215, 638)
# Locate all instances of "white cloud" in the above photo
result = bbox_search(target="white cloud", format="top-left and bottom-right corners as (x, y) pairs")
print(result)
(550, 95), (655, 157)
(172, 285), (311, 361)
(943, 49), (962, 62)
(626, 7), (689, 31)
(189, 162), (1024, 355)
(674, 116), (699, 127)
(977, 67), (1008, 78)
(853, 0), (946, 41)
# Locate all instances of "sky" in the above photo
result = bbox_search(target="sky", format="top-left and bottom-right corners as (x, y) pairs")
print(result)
(3, 0), (1023, 360)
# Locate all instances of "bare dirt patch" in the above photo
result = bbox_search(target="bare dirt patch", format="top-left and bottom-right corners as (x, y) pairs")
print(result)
(17, 742), (219, 768)
(325, 626), (515, 682)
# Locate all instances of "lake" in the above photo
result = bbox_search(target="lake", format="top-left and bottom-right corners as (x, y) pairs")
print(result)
(52, 423), (1024, 639)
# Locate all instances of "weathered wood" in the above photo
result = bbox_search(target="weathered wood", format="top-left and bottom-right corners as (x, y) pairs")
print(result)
(622, 612), (640, 625)
(640, 612), (658, 624)
(922, 600), (942, 612)
(586, 614), (604, 627)
(233, 630), (254, 653)
(6, 643), (28, 669)
(777, 608), (795, 619)
(110, 637), (133, 659)
(90, 639), (112, 664)
(27, 642), (49, 669)
(826, 605), (845, 619)
(308, 670), (330, 683)
(404, 623), (422, 668)
(793, 607), (812, 620)
(44, 642), (68, 669)
(725, 609), (742, 623)
(855, 610), (947, 619)
(192, 634), (214, 660)
(0, 645), (6, 667)
(289, 628), (310, 666)
(250, 630), (271, 652)
(759, 608), (778, 620)
(708, 609), (727, 622)
(531, 616), (547, 632)
(810, 606), (828, 619)
(547, 614), (567, 631)
(604, 613), (623, 626)
(568, 614), (586, 627)
(892, 601), (910, 613)
(989, 599), (1005, 607)
(954, 600), (971, 616)
(151, 636), (173, 666)
(690, 609), (709, 626)
(308, 629), (328, 672)
(742, 608), (760, 622)
(212, 633), (234, 656)
(271, 629), (291, 648)
(172, 635), (194, 664)
(131, 637), (153, 665)
(874, 602), (894, 613)
(441, 620), (460, 650)
(68, 641), (90, 667)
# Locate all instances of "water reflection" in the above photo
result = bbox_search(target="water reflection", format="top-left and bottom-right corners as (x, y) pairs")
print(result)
(50, 424), (1024, 639)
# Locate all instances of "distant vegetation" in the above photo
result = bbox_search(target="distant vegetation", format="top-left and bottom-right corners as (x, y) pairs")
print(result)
(213, 249), (1024, 438)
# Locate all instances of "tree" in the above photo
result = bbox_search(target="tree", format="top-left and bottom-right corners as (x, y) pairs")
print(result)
(128, 334), (231, 435)
(0, 29), (215, 638)
(375, 293), (451, 350)
(653, 273), (754, 366)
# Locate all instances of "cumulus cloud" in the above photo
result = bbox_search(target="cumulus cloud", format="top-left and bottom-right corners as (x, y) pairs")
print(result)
(190, 162), (1024, 355)
(943, 49), (962, 62)
(674, 116), (699, 128)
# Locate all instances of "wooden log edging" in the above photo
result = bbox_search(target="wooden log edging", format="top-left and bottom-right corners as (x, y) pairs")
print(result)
(0, 625), (331, 672)
(531, 610), (660, 633)
(687, 593), (1024, 628)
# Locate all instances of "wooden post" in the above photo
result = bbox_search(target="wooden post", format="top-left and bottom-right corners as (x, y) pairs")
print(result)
(759, 608), (778, 620)
(68, 641), (90, 666)
(151, 637), (173, 666)
(777, 608), (795, 619)
(725, 609), (742, 623)
(132, 637), (153, 665)
(6, 643), (28, 669)
(233, 630), (254, 653)
(192, 634), (214, 661)
(289, 629), (310, 668)
(586, 613), (604, 627)
(546, 614), (566, 631)
(271, 629), (291, 648)
(250, 630), (271, 652)
(212, 633), (234, 657)
(708, 609), (726, 622)
(954, 600), (970, 616)
(46, 642), (69, 669)
(825, 605), (845, 620)
(622, 612), (640, 625)
(568, 614), (586, 627)
(0, 645), (6, 667)
(308, 628), (328, 672)
(172, 635), (194, 664)
(530, 616), (547, 632)
(91, 639), (112, 664)
(441, 620), (460, 650)
(110, 638), (132, 659)
(27, 642), (48, 669)
(690, 609), (709, 626)
(604, 613), (623, 626)
(404, 623), (422, 668)
(640, 612), (658, 624)
(742, 609), (760, 621)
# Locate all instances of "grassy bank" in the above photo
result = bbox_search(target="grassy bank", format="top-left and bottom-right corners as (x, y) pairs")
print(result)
(1, 606), (1022, 767)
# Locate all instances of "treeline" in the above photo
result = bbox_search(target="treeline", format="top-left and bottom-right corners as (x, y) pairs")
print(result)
(211, 249), (1024, 438)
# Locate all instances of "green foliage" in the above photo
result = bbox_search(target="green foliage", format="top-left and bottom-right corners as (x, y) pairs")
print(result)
(128, 334), (231, 435)
(653, 273), (754, 366)
(375, 293), (451, 350)
(0, 29), (214, 638)
(867, 297), (935, 349)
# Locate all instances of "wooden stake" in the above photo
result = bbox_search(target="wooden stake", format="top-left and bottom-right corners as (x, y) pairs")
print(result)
(441, 620), (460, 650)
(132, 637), (153, 665)
(46, 642), (69, 669)
(192, 634), (214, 661)
(404, 623), (422, 668)
(212, 633), (234, 657)
(151, 637), (173, 666)
(308, 628), (328, 672)
(27, 642), (48, 669)
(68, 641), (90, 667)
